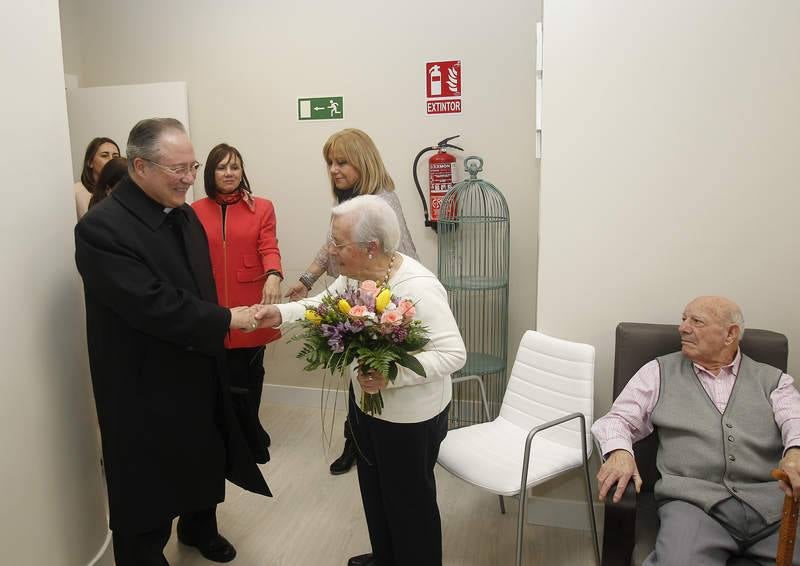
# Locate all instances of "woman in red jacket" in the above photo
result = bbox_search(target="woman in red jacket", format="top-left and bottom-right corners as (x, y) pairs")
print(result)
(193, 143), (282, 463)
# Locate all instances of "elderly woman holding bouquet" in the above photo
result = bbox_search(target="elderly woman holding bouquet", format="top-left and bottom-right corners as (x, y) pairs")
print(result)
(287, 127), (419, 477)
(254, 195), (466, 566)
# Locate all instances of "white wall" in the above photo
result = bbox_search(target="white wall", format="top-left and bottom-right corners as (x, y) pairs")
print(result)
(538, 0), (800, 413)
(63, 0), (541, 388)
(65, 82), (190, 183)
(59, 0), (82, 78)
(0, 1), (111, 564)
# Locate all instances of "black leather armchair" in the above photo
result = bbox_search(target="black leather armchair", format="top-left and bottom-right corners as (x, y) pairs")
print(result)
(601, 322), (789, 566)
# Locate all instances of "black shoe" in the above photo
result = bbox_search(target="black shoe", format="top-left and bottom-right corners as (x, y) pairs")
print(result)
(330, 438), (357, 475)
(264, 430), (271, 448)
(347, 553), (375, 566)
(179, 534), (236, 563)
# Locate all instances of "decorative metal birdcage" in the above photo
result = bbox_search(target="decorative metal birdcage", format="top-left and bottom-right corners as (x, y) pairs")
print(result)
(437, 156), (510, 428)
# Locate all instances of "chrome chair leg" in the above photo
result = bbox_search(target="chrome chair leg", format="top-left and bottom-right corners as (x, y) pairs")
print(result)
(515, 484), (527, 566)
(516, 412), (594, 566)
(580, 418), (601, 566)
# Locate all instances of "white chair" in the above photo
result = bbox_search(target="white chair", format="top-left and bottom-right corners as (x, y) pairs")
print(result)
(438, 330), (600, 566)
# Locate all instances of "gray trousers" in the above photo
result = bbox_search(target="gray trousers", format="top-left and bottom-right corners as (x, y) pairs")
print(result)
(643, 498), (798, 566)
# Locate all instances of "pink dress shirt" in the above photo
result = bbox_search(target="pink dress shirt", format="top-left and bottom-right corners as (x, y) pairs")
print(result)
(591, 349), (800, 457)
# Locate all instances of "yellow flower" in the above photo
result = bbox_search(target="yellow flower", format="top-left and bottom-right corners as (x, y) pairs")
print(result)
(375, 289), (392, 313)
(337, 299), (352, 315)
(305, 310), (322, 325)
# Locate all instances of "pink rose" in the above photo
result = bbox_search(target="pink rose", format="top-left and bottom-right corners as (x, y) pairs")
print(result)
(380, 310), (403, 325)
(349, 305), (368, 318)
(359, 280), (378, 307)
(360, 280), (378, 294)
(397, 300), (416, 319)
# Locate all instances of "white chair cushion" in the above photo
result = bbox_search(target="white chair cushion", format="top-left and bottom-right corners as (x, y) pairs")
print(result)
(438, 416), (585, 497)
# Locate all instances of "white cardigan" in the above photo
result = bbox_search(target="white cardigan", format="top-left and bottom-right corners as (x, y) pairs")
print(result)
(277, 254), (466, 423)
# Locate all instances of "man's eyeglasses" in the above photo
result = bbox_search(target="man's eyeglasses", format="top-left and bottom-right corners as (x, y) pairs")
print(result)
(144, 159), (202, 177)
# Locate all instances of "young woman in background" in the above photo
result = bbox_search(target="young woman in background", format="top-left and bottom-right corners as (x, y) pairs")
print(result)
(74, 137), (120, 218)
(88, 157), (128, 210)
(193, 143), (282, 463)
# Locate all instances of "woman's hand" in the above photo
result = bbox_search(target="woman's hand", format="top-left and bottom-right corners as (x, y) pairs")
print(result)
(357, 367), (388, 394)
(261, 273), (282, 304)
(252, 304), (283, 328)
(285, 281), (310, 300)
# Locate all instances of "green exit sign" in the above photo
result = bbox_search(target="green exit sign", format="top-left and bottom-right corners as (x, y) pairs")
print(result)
(298, 97), (344, 120)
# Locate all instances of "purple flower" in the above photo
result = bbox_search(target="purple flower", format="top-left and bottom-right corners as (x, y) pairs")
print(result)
(357, 289), (376, 310)
(340, 288), (359, 306)
(391, 326), (409, 343)
(344, 320), (365, 333)
(321, 322), (350, 353)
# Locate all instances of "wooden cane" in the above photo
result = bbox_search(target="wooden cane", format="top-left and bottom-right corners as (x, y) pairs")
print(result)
(772, 469), (799, 566)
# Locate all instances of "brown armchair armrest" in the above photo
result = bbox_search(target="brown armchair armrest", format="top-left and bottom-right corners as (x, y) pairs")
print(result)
(601, 481), (637, 566)
(772, 469), (799, 566)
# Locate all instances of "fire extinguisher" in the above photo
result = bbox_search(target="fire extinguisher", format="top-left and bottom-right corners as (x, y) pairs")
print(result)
(413, 135), (463, 231)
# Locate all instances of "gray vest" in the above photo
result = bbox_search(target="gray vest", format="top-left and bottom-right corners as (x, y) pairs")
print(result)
(652, 351), (784, 524)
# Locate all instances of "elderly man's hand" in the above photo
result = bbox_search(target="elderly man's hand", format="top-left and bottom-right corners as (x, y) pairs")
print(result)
(778, 447), (800, 499)
(596, 449), (642, 503)
(357, 367), (388, 394)
(230, 306), (257, 332)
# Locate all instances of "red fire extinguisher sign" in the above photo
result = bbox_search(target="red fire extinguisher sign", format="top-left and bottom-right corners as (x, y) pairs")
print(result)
(426, 60), (462, 115)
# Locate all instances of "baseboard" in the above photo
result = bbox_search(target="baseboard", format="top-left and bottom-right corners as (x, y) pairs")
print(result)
(88, 530), (113, 566)
(263, 384), (348, 409)
(262, 384), (496, 417)
(525, 496), (604, 532)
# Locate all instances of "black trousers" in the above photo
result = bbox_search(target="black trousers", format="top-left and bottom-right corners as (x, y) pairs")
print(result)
(112, 506), (218, 566)
(227, 346), (269, 463)
(349, 395), (450, 566)
(343, 385), (355, 440)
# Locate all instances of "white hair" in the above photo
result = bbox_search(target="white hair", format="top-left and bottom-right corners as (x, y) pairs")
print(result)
(730, 306), (745, 338)
(331, 195), (400, 253)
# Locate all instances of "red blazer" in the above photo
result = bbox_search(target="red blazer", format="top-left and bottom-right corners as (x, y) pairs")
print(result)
(193, 196), (282, 349)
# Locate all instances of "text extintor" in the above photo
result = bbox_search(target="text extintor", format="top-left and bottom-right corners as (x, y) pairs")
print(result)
(425, 60), (461, 116)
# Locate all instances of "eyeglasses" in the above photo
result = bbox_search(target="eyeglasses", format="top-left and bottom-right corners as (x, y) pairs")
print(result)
(327, 235), (367, 250)
(144, 158), (202, 177)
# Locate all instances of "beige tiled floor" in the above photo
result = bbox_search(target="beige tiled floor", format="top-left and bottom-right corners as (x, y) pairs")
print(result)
(163, 404), (597, 566)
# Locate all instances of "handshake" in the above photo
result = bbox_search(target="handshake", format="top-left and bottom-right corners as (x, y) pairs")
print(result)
(228, 304), (283, 332)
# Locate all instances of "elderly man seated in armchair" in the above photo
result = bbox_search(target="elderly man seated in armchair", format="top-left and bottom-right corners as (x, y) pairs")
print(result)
(592, 296), (800, 566)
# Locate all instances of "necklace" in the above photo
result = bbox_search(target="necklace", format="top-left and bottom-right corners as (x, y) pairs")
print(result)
(381, 253), (396, 287)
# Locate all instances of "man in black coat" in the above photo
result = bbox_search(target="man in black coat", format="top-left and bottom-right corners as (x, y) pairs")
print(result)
(75, 118), (270, 566)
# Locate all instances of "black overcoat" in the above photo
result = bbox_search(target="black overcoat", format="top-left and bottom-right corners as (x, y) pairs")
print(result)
(75, 177), (270, 534)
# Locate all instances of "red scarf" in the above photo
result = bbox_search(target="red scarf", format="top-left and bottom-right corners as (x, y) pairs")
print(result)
(215, 189), (255, 212)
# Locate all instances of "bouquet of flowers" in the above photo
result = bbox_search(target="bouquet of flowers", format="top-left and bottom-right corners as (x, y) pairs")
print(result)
(292, 279), (430, 415)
